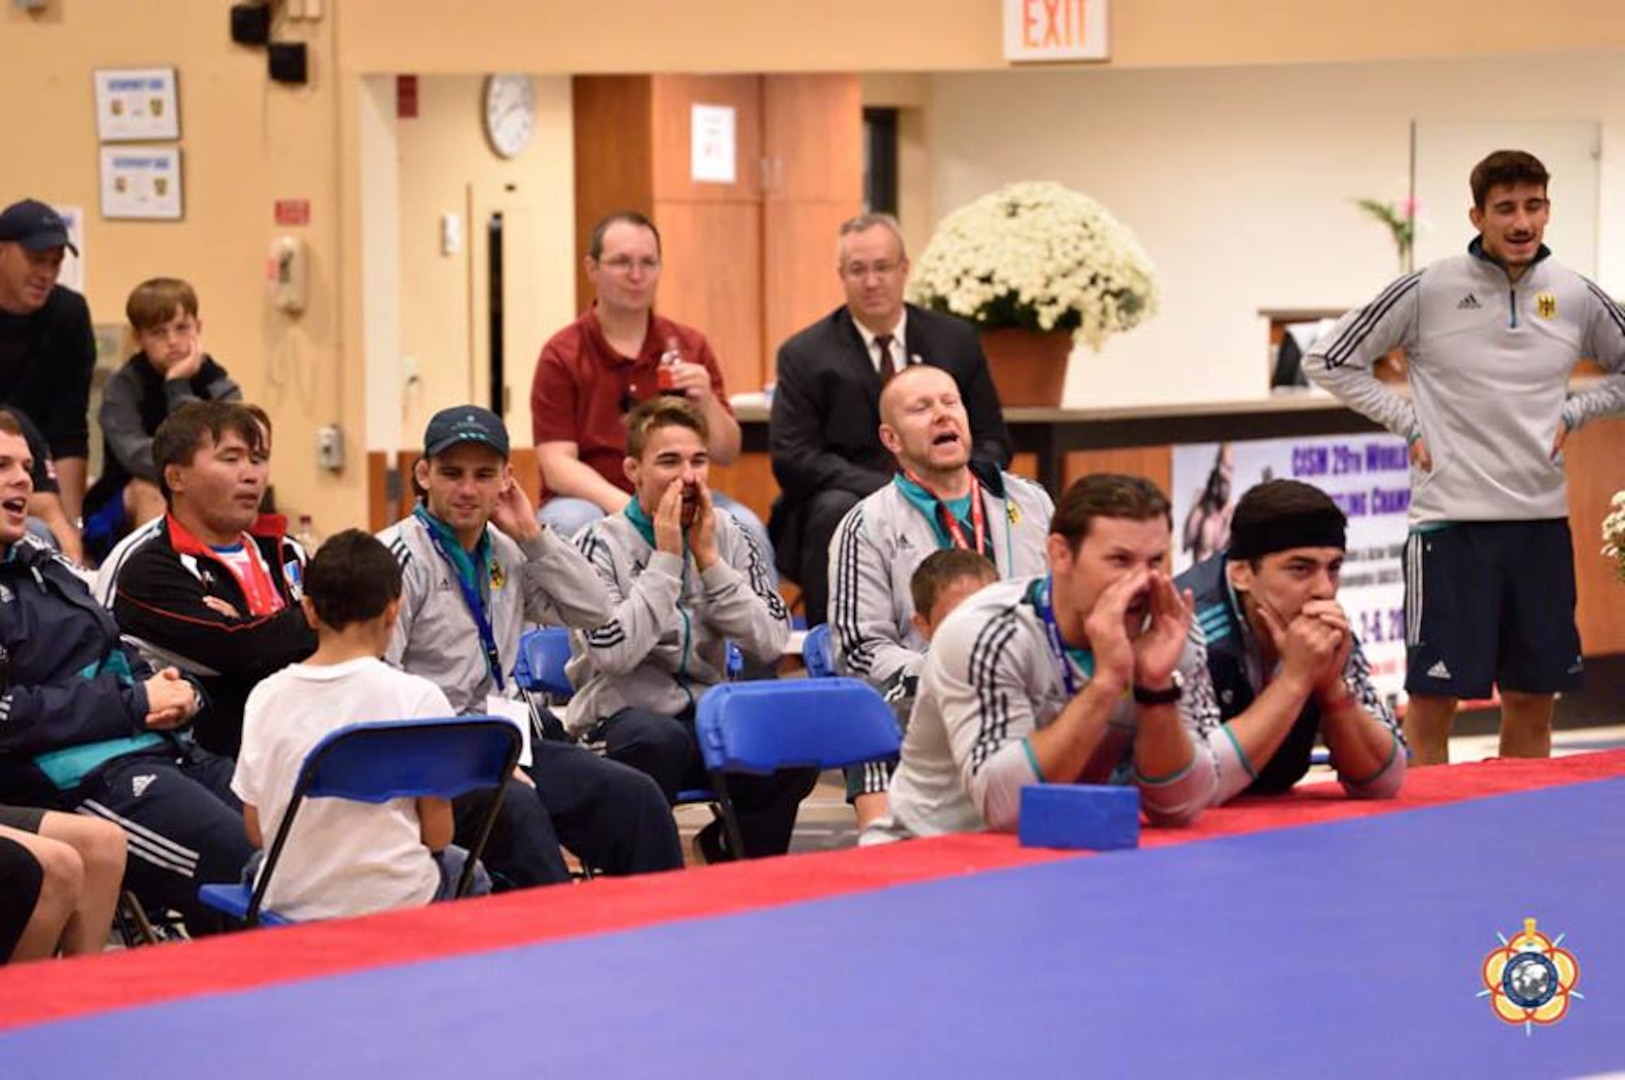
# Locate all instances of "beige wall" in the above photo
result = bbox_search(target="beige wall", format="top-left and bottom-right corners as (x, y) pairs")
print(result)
(924, 52), (1625, 408)
(335, 0), (1625, 74)
(393, 75), (575, 454)
(2, 2), (356, 531)
(861, 74), (935, 258)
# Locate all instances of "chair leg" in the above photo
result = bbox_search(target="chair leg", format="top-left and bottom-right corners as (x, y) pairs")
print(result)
(116, 890), (160, 947)
(711, 774), (748, 860)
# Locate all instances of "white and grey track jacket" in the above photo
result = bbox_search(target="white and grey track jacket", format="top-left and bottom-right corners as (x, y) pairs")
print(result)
(380, 514), (612, 714)
(1307, 242), (1625, 524)
(829, 468), (1053, 692)
(566, 505), (789, 734)
(865, 576), (1221, 842)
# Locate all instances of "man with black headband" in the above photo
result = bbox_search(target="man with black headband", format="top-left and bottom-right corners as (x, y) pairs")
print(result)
(829, 364), (1052, 828)
(1176, 480), (1406, 801)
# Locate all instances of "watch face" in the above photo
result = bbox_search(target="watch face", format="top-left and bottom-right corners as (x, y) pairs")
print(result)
(484, 74), (535, 159)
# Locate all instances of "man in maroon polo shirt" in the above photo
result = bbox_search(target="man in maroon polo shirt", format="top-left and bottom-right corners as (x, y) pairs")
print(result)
(529, 211), (771, 566)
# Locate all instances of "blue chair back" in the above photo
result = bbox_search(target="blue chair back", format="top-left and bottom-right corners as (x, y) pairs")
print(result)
(300, 717), (521, 803)
(695, 677), (901, 775)
(514, 626), (575, 699)
(802, 624), (837, 678)
(200, 716), (520, 926)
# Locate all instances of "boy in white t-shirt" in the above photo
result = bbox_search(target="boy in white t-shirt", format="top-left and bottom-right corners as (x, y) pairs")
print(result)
(232, 529), (491, 921)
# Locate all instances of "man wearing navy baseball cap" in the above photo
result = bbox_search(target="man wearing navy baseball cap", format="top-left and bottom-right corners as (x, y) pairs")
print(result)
(0, 198), (95, 524)
(376, 404), (683, 886)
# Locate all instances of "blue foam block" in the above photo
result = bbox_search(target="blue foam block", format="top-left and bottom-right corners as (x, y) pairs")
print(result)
(1018, 784), (1140, 851)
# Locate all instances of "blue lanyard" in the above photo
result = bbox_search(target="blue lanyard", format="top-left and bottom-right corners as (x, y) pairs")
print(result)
(1030, 575), (1089, 697)
(416, 509), (505, 692)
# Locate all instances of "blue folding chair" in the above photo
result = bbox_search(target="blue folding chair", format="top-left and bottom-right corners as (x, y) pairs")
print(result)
(514, 626), (578, 744)
(515, 626), (575, 701)
(695, 677), (902, 856)
(802, 623), (837, 678)
(198, 716), (521, 927)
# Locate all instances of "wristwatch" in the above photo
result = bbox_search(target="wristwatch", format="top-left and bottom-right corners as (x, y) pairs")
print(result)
(1132, 670), (1183, 706)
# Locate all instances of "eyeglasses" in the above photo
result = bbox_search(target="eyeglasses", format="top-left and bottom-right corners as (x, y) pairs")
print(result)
(597, 255), (662, 275)
(841, 260), (902, 281)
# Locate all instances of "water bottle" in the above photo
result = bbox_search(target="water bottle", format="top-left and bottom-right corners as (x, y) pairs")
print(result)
(294, 513), (321, 554)
(657, 337), (684, 395)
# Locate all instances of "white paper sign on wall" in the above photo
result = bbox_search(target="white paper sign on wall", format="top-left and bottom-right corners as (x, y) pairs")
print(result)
(1004, 0), (1109, 63)
(691, 104), (737, 185)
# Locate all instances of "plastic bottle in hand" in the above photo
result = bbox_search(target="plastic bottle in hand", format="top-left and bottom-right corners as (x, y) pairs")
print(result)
(657, 337), (684, 395)
(294, 513), (322, 554)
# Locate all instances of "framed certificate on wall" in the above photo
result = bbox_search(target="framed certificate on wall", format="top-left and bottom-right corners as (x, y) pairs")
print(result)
(94, 67), (181, 142)
(100, 145), (184, 220)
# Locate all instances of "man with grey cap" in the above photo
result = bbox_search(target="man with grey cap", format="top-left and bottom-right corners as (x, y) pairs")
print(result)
(1175, 479), (1406, 804)
(0, 199), (95, 519)
(379, 405), (683, 886)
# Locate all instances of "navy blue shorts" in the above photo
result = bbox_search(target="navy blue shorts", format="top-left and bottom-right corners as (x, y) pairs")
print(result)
(0, 835), (44, 963)
(1403, 520), (1583, 699)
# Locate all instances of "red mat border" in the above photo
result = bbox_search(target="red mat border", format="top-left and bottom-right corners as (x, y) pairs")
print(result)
(3, 750), (1622, 1032)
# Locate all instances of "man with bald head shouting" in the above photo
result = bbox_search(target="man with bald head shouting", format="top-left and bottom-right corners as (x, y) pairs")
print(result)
(828, 364), (1052, 826)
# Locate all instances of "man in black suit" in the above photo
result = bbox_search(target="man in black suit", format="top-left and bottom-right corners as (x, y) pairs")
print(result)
(769, 213), (1010, 625)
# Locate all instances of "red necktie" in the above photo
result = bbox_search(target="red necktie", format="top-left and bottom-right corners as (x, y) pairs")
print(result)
(875, 334), (897, 385)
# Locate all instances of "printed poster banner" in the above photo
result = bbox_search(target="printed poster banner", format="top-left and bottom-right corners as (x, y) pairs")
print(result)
(1171, 433), (1412, 707)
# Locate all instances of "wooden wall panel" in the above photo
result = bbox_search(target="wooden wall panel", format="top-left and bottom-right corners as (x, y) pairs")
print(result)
(654, 199), (764, 396)
(571, 76), (654, 312)
(759, 74), (863, 388)
(762, 74), (863, 202)
(761, 199), (857, 384)
(707, 451), (778, 525)
(650, 75), (762, 203)
(1063, 447), (1173, 496)
(367, 450), (394, 533)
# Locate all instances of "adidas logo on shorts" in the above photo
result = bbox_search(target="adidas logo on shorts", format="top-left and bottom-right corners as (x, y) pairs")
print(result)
(1457, 293), (1482, 310)
(1426, 660), (1452, 679)
(132, 774), (157, 798)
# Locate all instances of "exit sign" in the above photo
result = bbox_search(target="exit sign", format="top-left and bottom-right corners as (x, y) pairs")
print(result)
(1004, 0), (1109, 63)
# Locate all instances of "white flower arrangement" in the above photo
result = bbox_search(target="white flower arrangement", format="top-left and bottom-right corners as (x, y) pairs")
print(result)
(907, 181), (1159, 350)
(1602, 490), (1625, 583)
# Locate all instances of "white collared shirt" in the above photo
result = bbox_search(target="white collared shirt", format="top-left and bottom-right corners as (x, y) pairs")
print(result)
(853, 309), (910, 377)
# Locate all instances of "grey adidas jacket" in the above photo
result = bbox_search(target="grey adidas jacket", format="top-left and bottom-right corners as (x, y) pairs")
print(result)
(1307, 244), (1625, 524)
(566, 507), (789, 734)
(379, 514), (612, 714)
(829, 469), (1053, 691)
(865, 577), (1220, 843)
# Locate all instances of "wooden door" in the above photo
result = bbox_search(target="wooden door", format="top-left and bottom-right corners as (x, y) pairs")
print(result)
(761, 74), (864, 384)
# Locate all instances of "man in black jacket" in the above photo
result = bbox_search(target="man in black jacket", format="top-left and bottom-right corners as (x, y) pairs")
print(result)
(112, 401), (314, 757)
(0, 199), (96, 519)
(768, 212), (1011, 625)
(0, 408), (249, 926)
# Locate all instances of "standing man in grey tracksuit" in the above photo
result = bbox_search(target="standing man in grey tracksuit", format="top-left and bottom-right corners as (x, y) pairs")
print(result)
(569, 397), (816, 862)
(1309, 149), (1625, 764)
